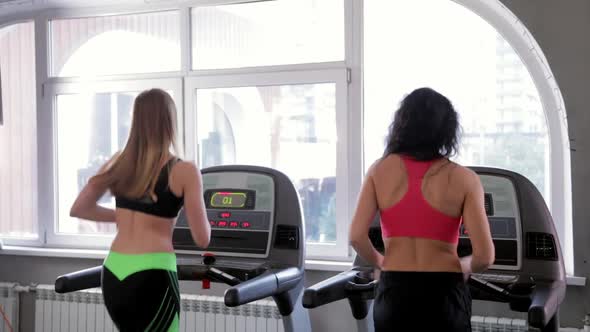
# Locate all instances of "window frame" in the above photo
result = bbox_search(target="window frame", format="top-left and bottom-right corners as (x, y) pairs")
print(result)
(184, 68), (351, 259)
(42, 78), (183, 249)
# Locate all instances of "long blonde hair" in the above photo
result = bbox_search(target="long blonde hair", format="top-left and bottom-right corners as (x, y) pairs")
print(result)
(92, 88), (179, 200)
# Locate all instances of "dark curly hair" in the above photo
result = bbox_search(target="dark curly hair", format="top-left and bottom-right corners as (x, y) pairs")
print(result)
(384, 87), (460, 161)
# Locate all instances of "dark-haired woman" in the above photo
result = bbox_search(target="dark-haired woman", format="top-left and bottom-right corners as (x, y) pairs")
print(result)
(349, 88), (495, 332)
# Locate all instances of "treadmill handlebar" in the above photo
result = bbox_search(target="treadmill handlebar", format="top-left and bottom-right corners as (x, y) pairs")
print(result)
(55, 266), (102, 294)
(207, 267), (241, 286)
(345, 279), (378, 294)
(528, 282), (564, 328)
(468, 275), (514, 301)
(224, 267), (303, 307)
(302, 270), (360, 309)
(469, 276), (564, 328)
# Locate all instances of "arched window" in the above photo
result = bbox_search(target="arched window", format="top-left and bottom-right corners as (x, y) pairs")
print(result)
(363, 0), (572, 273)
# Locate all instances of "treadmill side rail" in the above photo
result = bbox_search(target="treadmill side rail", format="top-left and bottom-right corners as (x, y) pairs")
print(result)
(55, 265), (102, 293)
(528, 281), (566, 329)
(224, 270), (278, 307)
(302, 270), (359, 308)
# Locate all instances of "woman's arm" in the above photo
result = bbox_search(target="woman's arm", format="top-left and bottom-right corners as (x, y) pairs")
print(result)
(349, 165), (384, 268)
(177, 162), (211, 248)
(460, 170), (495, 278)
(70, 163), (115, 222)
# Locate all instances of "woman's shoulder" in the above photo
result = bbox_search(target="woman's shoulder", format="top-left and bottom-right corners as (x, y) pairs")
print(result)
(444, 161), (480, 188)
(169, 159), (201, 176)
(366, 154), (403, 177)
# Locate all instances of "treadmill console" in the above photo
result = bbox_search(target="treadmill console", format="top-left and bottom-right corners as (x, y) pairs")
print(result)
(174, 172), (276, 257)
(458, 175), (522, 271)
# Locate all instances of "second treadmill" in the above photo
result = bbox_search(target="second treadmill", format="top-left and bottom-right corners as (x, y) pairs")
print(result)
(303, 167), (566, 332)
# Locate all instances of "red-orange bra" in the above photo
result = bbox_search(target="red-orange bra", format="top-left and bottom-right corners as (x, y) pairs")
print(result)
(379, 156), (462, 244)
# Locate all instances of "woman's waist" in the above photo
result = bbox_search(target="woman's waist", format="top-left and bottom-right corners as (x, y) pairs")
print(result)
(111, 230), (174, 254)
(377, 270), (465, 287)
(381, 250), (462, 273)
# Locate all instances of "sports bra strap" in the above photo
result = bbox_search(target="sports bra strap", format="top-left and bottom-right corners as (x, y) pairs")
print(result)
(400, 156), (436, 180)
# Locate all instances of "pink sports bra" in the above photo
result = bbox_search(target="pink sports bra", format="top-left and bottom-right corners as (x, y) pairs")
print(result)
(379, 156), (462, 244)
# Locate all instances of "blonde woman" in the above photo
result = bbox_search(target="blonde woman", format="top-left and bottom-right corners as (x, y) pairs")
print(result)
(70, 89), (211, 331)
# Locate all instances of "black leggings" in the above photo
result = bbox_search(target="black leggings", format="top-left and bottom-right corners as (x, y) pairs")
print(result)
(101, 267), (180, 331)
(373, 271), (472, 332)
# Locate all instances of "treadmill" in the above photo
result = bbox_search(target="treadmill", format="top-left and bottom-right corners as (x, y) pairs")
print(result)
(303, 167), (566, 332)
(54, 165), (312, 332)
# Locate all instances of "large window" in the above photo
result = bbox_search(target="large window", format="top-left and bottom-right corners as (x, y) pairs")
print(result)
(186, 69), (349, 257)
(55, 91), (135, 235)
(196, 84), (337, 243)
(0, 22), (37, 241)
(0, 0), (572, 268)
(364, 0), (550, 201)
(45, 10), (184, 247)
(191, 0), (344, 69)
(46, 80), (182, 247)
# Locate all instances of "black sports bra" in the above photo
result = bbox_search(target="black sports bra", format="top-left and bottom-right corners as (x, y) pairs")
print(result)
(115, 158), (184, 218)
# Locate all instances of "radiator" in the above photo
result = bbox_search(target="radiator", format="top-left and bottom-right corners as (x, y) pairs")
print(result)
(471, 315), (527, 331)
(34, 286), (283, 332)
(0, 283), (18, 332)
(25, 285), (585, 332)
(471, 316), (583, 332)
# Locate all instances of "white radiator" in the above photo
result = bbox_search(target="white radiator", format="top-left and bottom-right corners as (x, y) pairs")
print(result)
(471, 316), (583, 332)
(20, 285), (585, 332)
(0, 283), (18, 332)
(472, 315), (528, 331)
(34, 286), (283, 332)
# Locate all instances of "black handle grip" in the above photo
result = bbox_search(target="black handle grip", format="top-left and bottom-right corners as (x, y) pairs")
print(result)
(345, 280), (378, 293)
(468, 276), (513, 301)
(224, 268), (302, 307)
(207, 267), (241, 286)
(55, 266), (102, 293)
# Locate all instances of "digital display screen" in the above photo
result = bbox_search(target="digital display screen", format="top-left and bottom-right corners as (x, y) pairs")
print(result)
(211, 192), (247, 208)
(205, 189), (255, 210)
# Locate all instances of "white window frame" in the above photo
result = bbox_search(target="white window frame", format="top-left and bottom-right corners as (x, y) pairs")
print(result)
(41, 78), (183, 249)
(184, 68), (351, 259)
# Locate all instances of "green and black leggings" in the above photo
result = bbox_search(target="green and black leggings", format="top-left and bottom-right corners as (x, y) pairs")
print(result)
(101, 252), (180, 332)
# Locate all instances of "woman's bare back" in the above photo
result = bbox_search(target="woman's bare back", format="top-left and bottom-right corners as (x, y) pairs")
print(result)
(372, 154), (474, 272)
(110, 157), (185, 254)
